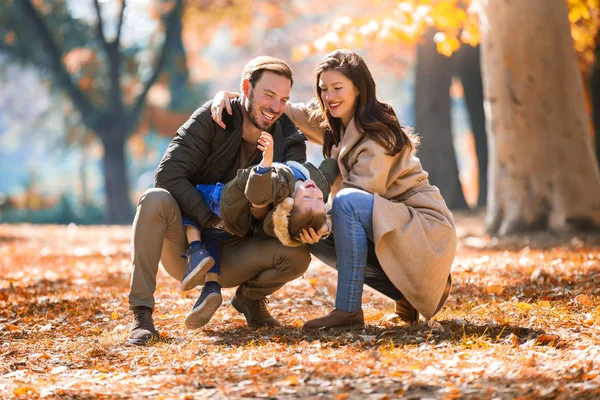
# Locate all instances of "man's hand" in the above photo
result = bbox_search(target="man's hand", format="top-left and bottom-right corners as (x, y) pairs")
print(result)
(211, 91), (240, 129)
(258, 132), (274, 169)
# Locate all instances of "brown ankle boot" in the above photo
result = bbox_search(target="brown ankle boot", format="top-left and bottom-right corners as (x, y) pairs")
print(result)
(128, 306), (160, 345)
(231, 286), (281, 329)
(395, 297), (419, 323)
(303, 308), (365, 330)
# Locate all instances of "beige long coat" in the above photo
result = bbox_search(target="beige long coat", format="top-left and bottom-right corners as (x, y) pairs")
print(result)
(286, 103), (456, 319)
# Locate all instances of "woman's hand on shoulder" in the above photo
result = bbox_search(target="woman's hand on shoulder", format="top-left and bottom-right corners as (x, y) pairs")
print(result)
(211, 91), (240, 129)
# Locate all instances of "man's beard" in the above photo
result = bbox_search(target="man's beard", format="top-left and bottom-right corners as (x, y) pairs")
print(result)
(247, 90), (277, 131)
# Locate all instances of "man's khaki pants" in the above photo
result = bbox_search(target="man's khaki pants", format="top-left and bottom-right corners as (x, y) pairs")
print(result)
(128, 188), (311, 311)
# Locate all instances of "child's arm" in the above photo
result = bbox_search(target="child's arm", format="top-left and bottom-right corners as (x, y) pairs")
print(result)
(250, 204), (270, 220)
(245, 132), (289, 208)
(257, 131), (273, 169)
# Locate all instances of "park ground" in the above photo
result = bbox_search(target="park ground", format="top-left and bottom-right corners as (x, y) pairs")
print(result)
(1, 212), (599, 399)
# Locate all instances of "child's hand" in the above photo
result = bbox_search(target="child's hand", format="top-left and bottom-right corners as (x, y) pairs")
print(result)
(258, 132), (274, 168)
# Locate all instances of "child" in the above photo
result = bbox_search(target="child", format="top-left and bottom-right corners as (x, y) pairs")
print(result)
(182, 132), (338, 329)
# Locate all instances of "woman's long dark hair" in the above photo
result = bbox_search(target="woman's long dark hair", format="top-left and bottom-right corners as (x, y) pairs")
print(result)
(311, 49), (418, 158)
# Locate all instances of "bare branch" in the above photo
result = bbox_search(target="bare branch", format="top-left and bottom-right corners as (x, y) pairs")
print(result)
(18, 0), (95, 128)
(94, 0), (125, 114)
(93, 0), (111, 55)
(129, 0), (184, 131)
(115, 0), (127, 47)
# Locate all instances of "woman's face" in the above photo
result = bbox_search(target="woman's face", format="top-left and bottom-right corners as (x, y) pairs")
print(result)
(318, 70), (359, 128)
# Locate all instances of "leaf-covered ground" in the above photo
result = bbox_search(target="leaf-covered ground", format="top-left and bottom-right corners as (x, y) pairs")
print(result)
(1, 212), (599, 399)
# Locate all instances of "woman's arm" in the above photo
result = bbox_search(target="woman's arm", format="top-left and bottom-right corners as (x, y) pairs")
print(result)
(285, 100), (326, 145)
(209, 92), (326, 145)
(210, 91), (240, 129)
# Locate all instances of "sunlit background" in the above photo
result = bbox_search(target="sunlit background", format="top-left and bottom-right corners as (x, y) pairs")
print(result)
(1, 0), (597, 224)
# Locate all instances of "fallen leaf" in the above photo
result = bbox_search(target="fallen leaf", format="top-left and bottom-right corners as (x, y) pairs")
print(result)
(516, 302), (533, 310)
(535, 334), (560, 346)
(51, 366), (68, 374)
(13, 386), (37, 396)
(575, 294), (594, 307)
(284, 375), (300, 386)
(485, 284), (504, 295)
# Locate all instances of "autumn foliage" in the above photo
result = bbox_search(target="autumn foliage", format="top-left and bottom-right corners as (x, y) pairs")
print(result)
(296, 0), (600, 66)
(1, 214), (599, 398)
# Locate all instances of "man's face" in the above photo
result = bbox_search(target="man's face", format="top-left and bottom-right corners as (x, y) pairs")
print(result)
(245, 71), (291, 131)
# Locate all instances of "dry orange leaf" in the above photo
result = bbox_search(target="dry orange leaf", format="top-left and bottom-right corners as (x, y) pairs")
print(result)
(13, 386), (38, 396)
(535, 334), (561, 346)
(575, 294), (594, 307)
(485, 284), (504, 295)
(334, 394), (349, 400)
(285, 375), (300, 386)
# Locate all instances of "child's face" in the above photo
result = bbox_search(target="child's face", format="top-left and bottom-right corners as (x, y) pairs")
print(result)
(292, 180), (325, 214)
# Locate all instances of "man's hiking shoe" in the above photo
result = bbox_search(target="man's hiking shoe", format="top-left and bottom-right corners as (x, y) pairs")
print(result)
(231, 286), (281, 329)
(185, 282), (222, 329)
(128, 306), (160, 345)
(302, 307), (364, 331)
(180, 244), (215, 292)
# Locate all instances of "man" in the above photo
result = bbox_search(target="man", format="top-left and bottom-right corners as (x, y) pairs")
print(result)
(127, 56), (311, 345)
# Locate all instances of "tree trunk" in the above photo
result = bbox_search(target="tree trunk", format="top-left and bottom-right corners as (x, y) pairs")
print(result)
(480, 0), (600, 235)
(591, 35), (600, 170)
(100, 131), (133, 224)
(165, 15), (193, 112)
(454, 44), (488, 207)
(415, 30), (469, 210)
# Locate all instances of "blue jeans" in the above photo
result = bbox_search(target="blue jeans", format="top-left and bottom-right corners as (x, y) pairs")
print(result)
(200, 228), (231, 275)
(182, 182), (228, 275)
(309, 188), (403, 312)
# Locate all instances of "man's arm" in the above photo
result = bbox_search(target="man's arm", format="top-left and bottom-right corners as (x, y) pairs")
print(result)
(154, 102), (216, 229)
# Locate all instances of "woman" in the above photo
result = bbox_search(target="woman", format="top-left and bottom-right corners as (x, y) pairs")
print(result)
(212, 49), (455, 330)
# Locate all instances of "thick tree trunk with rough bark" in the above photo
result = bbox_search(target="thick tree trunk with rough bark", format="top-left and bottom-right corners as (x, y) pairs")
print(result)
(591, 36), (600, 170)
(454, 44), (488, 207)
(415, 30), (469, 210)
(480, 0), (600, 235)
(99, 127), (132, 224)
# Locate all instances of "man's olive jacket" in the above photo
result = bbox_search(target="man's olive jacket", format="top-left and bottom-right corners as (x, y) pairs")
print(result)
(154, 97), (307, 229)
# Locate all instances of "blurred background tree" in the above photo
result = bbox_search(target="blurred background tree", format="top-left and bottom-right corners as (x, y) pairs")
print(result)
(0, 0), (255, 223)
